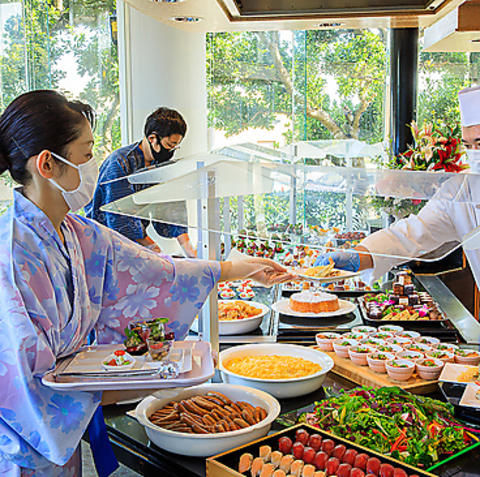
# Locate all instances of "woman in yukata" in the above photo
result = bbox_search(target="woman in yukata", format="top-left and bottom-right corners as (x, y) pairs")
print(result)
(0, 90), (292, 476)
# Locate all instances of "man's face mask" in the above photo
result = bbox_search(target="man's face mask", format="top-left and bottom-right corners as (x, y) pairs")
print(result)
(149, 134), (176, 164)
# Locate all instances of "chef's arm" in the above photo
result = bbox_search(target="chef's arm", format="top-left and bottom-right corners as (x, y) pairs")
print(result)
(355, 245), (374, 270)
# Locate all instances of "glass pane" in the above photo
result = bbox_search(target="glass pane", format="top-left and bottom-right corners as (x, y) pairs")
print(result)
(100, 158), (480, 262)
(418, 40), (479, 127)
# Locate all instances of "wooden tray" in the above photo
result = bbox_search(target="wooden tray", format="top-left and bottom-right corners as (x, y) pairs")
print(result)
(314, 347), (439, 394)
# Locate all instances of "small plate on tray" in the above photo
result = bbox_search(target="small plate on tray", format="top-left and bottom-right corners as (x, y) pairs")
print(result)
(439, 362), (480, 384)
(271, 298), (356, 318)
(459, 384), (480, 409)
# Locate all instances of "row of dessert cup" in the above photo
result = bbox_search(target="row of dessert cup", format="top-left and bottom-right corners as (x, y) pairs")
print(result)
(315, 327), (480, 381)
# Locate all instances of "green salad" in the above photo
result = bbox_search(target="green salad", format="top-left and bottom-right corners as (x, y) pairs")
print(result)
(299, 386), (478, 468)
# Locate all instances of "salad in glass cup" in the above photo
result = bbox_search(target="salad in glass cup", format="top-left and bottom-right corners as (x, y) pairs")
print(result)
(123, 317), (175, 356)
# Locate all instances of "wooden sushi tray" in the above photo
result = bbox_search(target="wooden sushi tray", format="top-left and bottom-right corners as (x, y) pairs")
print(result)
(313, 347), (439, 394)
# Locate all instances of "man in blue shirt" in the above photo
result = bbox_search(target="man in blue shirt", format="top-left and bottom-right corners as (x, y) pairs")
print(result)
(86, 107), (196, 256)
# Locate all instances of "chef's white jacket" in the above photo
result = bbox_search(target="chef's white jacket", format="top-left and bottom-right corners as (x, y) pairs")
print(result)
(361, 174), (480, 287)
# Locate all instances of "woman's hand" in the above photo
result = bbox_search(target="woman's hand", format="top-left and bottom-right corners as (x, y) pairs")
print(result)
(220, 257), (296, 287)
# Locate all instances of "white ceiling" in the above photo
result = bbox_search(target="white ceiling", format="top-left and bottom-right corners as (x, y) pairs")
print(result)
(123, 0), (467, 32)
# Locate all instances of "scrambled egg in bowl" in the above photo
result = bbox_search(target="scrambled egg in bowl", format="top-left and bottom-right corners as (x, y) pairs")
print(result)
(224, 355), (322, 380)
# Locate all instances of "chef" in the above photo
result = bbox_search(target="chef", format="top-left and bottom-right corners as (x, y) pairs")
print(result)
(315, 85), (480, 287)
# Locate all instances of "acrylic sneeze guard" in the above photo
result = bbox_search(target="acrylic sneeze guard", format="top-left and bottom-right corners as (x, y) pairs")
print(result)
(99, 152), (480, 264)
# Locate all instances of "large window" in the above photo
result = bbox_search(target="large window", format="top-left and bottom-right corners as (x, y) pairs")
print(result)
(0, 0), (120, 162)
(418, 44), (480, 128)
(206, 29), (388, 150)
(206, 28), (389, 232)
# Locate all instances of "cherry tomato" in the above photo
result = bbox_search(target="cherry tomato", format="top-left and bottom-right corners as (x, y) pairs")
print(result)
(114, 350), (125, 356)
(278, 436), (293, 454)
(308, 434), (322, 452)
(296, 429), (310, 445)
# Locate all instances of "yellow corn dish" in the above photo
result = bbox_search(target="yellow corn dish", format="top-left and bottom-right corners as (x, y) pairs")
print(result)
(224, 355), (322, 379)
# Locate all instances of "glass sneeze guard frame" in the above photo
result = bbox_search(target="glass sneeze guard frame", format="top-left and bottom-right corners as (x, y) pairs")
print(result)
(100, 159), (480, 262)
(99, 153), (480, 350)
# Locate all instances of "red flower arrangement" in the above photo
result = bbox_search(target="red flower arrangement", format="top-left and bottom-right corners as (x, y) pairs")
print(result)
(389, 121), (468, 173)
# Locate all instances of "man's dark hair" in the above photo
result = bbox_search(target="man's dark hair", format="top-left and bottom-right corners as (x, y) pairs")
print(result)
(144, 107), (187, 139)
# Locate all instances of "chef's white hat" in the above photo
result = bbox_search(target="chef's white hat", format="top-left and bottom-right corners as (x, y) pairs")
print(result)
(459, 85), (480, 127)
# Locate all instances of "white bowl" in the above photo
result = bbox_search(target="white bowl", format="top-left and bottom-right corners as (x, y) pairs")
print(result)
(135, 383), (280, 457)
(315, 332), (342, 351)
(192, 300), (269, 335)
(415, 358), (445, 380)
(332, 339), (359, 358)
(378, 325), (404, 333)
(352, 326), (377, 334)
(415, 336), (440, 348)
(395, 330), (421, 339)
(219, 344), (334, 398)
(367, 352), (395, 373)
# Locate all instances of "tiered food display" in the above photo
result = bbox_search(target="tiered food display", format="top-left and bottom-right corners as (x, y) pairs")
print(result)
(360, 272), (444, 323)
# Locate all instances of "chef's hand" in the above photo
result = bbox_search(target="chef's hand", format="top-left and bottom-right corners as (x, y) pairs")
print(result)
(220, 257), (296, 287)
(314, 251), (361, 272)
(313, 246), (373, 272)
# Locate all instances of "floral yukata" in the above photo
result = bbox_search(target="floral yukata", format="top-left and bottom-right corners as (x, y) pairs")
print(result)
(0, 189), (220, 476)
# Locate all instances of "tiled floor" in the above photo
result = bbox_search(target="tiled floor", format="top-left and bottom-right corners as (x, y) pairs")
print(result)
(82, 443), (142, 476)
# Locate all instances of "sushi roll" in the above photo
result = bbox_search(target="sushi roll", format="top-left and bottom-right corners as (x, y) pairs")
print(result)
(251, 457), (265, 477)
(239, 453), (253, 474)
(259, 445), (272, 462)
(270, 451), (283, 469)
(260, 464), (275, 477)
(290, 460), (304, 477)
(279, 455), (294, 474)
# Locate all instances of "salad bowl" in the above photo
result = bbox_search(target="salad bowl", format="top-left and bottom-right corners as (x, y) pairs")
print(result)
(385, 359), (415, 381)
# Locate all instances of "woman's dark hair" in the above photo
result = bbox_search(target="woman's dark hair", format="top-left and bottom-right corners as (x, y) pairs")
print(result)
(0, 90), (96, 185)
(144, 107), (187, 139)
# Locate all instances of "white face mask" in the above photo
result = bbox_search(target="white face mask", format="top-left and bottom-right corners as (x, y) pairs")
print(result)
(48, 152), (99, 212)
(466, 149), (480, 174)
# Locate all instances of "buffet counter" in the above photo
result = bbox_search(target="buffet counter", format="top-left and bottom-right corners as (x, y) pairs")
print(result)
(100, 271), (480, 476)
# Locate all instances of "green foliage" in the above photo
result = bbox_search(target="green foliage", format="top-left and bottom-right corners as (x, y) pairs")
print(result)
(0, 0), (120, 164)
(207, 29), (388, 143)
(418, 51), (478, 128)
